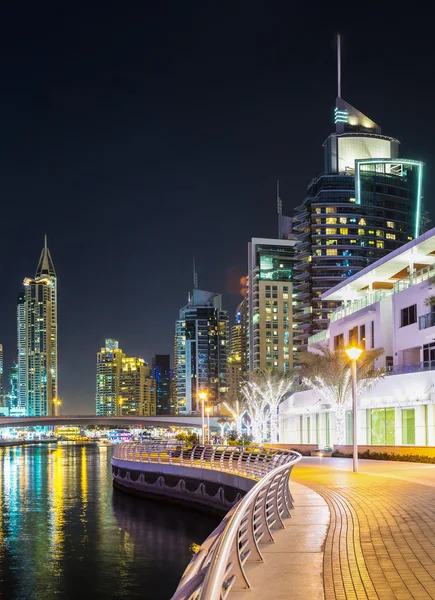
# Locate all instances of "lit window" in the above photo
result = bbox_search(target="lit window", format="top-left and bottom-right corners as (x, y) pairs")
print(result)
(339, 228), (348, 235)
(326, 239), (337, 245)
(339, 217), (347, 224)
(326, 249), (337, 256)
(283, 293), (288, 299)
(376, 230), (384, 237)
(315, 218), (321, 225)
(315, 208), (321, 214)
(325, 207), (336, 214)
(358, 218), (366, 226)
(349, 197), (356, 203)
(326, 228), (336, 235)
(325, 217), (337, 225)
(358, 229), (365, 235)
(368, 230), (374, 235)
(407, 236), (412, 241)
(386, 221), (394, 229)
(369, 240), (375, 245)
(350, 239), (357, 244)
(376, 241), (384, 249)
(386, 233), (396, 240)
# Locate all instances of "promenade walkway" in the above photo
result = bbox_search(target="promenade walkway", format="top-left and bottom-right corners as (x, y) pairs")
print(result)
(293, 458), (435, 600)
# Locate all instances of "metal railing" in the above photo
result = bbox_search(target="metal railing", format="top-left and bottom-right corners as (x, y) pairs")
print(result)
(386, 360), (435, 376)
(419, 311), (435, 330)
(112, 443), (301, 598)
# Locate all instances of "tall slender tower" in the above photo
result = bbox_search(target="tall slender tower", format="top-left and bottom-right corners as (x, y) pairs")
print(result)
(292, 35), (426, 349)
(17, 237), (58, 416)
(0, 344), (3, 406)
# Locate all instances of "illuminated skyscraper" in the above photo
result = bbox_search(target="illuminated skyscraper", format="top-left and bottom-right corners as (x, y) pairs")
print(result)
(0, 344), (3, 406)
(152, 354), (175, 415)
(247, 238), (298, 372)
(174, 289), (229, 414)
(96, 340), (156, 416)
(95, 339), (125, 416)
(292, 38), (426, 349)
(17, 237), (58, 416)
(8, 362), (18, 409)
(227, 301), (248, 405)
(119, 356), (156, 416)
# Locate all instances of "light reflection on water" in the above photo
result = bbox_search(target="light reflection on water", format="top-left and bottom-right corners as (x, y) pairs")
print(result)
(0, 444), (218, 600)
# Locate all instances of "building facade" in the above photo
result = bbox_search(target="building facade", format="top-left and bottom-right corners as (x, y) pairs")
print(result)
(247, 238), (298, 372)
(17, 238), (58, 416)
(174, 289), (229, 414)
(292, 95), (426, 350)
(119, 357), (156, 416)
(96, 339), (125, 416)
(0, 344), (3, 406)
(152, 354), (175, 415)
(96, 339), (156, 416)
(280, 227), (435, 447)
(227, 302), (248, 406)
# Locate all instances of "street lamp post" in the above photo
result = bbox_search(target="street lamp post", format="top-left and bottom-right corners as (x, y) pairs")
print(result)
(205, 406), (212, 444)
(198, 391), (208, 445)
(345, 346), (363, 473)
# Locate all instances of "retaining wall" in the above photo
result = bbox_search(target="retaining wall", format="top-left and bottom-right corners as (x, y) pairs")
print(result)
(112, 457), (257, 515)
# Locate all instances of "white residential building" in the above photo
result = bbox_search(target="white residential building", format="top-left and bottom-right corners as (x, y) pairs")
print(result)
(279, 227), (435, 447)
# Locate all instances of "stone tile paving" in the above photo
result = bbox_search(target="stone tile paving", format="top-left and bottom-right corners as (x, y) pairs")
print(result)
(293, 461), (435, 600)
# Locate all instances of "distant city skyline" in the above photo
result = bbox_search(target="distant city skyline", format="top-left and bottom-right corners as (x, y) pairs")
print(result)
(0, 9), (434, 412)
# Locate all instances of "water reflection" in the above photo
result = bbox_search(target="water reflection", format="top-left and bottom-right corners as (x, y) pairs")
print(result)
(0, 444), (219, 600)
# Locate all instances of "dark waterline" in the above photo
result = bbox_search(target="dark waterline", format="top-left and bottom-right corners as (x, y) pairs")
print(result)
(0, 444), (219, 600)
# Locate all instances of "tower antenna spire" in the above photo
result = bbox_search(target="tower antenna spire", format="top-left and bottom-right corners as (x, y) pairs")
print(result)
(193, 257), (198, 289)
(277, 180), (282, 238)
(337, 33), (341, 98)
(44, 233), (48, 250)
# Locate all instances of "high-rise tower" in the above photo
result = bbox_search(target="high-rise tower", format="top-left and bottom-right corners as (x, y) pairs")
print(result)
(0, 344), (3, 406)
(292, 36), (426, 349)
(96, 339), (125, 416)
(152, 355), (175, 415)
(174, 289), (229, 414)
(17, 237), (58, 416)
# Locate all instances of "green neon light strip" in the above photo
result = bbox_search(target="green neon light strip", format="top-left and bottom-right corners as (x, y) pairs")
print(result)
(355, 159), (423, 237)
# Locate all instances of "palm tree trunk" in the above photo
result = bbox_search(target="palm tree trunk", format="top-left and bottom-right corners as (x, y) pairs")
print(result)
(335, 404), (346, 446)
(269, 407), (278, 444)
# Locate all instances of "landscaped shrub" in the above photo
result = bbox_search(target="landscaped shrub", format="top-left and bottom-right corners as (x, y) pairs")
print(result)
(332, 449), (435, 464)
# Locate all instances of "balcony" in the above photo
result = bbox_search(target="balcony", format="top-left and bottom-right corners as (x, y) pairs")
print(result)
(419, 312), (435, 330)
(330, 290), (389, 323)
(386, 361), (435, 375)
(307, 329), (330, 345)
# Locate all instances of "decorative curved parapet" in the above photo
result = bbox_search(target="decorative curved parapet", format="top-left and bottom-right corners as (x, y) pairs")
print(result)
(111, 442), (301, 598)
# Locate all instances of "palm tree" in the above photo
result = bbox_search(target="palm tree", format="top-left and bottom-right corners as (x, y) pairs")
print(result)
(424, 275), (435, 307)
(241, 370), (294, 444)
(299, 344), (385, 445)
(223, 395), (247, 437)
(217, 416), (231, 439)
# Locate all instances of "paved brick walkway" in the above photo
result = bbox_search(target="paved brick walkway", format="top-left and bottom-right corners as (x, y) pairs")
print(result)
(293, 460), (435, 600)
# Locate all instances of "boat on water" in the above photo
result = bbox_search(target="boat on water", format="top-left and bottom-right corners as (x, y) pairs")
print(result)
(97, 439), (113, 447)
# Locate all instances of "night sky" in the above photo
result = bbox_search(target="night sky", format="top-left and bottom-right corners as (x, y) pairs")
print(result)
(1, 4), (434, 413)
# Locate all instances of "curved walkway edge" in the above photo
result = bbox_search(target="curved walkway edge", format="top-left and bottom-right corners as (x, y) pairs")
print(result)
(293, 458), (435, 600)
(231, 481), (329, 600)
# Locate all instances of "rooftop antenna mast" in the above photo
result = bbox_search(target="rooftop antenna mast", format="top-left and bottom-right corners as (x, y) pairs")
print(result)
(277, 180), (282, 239)
(337, 33), (341, 98)
(193, 257), (198, 289)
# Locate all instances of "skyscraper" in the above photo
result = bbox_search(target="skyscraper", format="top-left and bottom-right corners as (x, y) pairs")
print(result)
(152, 354), (175, 415)
(96, 339), (156, 416)
(8, 362), (18, 409)
(0, 344), (3, 406)
(119, 357), (156, 416)
(292, 38), (426, 349)
(227, 301), (248, 405)
(247, 238), (298, 372)
(174, 289), (229, 414)
(17, 237), (58, 416)
(96, 339), (125, 416)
